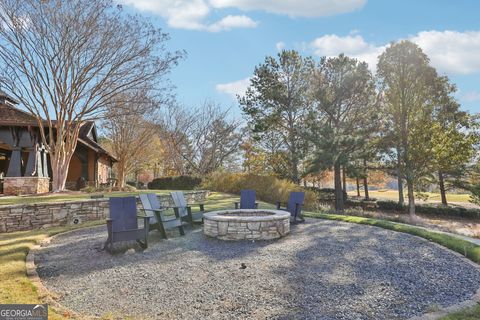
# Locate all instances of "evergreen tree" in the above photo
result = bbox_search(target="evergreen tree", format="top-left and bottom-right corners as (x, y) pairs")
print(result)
(240, 50), (314, 184)
(377, 40), (438, 217)
(306, 54), (376, 212)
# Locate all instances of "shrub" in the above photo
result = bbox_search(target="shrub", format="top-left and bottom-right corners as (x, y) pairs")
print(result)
(202, 172), (317, 209)
(148, 175), (202, 190)
(377, 201), (405, 212)
(306, 187), (348, 203)
(377, 200), (480, 219)
(415, 205), (480, 219)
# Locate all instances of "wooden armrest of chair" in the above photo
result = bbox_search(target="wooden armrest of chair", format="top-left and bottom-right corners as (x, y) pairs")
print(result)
(170, 205), (191, 210)
(137, 215), (151, 228)
(187, 202), (204, 210)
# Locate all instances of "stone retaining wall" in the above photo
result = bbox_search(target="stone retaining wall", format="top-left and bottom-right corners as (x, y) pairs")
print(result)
(0, 190), (209, 233)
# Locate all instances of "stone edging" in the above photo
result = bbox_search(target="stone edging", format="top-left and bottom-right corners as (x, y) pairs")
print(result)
(26, 231), (95, 319)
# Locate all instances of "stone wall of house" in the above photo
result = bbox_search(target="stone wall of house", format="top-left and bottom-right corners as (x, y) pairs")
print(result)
(0, 190), (209, 233)
(3, 177), (50, 196)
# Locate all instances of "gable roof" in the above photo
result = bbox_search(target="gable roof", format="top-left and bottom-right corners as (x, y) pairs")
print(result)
(0, 102), (38, 126)
(0, 90), (20, 105)
(0, 102), (117, 162)
(77, 121), (117, 162)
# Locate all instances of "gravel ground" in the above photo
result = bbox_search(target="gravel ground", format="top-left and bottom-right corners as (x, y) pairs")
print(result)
(35, 219), (480, 320)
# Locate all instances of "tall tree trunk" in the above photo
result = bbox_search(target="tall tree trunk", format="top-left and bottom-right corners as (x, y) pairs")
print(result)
(117, 162), (126, 189)
(50, 152), (72, 192)
(334, 162), (344, 212)
(290, 135), (300, 184)
(342, 167), (347, 194)
(406, 178), (416, 217)
(438, 170), (448, 206)
(396, 146), (404, 205)
(291, 158), (300, 185)
(356, 177), (360, 197)
(397, 175), (404, 205)
(363, 158), (369, 200)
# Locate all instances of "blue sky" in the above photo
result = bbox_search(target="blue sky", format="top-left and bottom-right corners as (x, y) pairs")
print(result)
(120, 0), (480, 115)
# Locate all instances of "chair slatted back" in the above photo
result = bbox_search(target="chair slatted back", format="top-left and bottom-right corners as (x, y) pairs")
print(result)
(109, 197), (138, 232)
(240, 189), (256, 209)
(171, 191), (188, 217)
(287, 192), (305, 216)
(139, 194), (158, 224)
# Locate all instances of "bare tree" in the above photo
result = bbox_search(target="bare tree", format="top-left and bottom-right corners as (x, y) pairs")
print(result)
(161, 102), (243, 175)
(102, 94), (160, 189)
(0, 0), (183, 191)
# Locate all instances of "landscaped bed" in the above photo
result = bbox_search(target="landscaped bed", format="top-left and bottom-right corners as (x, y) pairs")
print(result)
(34, 219), (480, 319)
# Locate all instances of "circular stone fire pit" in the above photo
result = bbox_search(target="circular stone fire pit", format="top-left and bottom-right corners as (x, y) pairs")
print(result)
(203, 209), (290, 240)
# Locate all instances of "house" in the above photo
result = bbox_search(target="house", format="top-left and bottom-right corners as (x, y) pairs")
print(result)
(0, 91), (116, 195)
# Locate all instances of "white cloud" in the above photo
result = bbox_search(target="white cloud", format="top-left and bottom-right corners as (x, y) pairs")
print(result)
(310, 30), (480, 75)
(209, 0), (367, 17)
(310, 34), (385, 71)
(207, 15), (257, 32)
(411, 30), (480, 75)
(119, 0), (367, 31)
(462, 91), (480, 102)
(119, 0), (256, 32)
(216, 77), (250, 98)
(276, 41), (286, 51)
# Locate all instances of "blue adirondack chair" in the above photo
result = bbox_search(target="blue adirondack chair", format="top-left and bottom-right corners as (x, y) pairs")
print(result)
(104, 197), (150, 252)
(277, 192), (305, 223)
(235, 189), (259, 209)
(171, 191), (205, 227)
(139, 193), (185, 239)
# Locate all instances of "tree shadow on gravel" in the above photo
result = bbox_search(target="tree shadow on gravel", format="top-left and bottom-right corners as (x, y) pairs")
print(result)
(269, 219), (480, 320)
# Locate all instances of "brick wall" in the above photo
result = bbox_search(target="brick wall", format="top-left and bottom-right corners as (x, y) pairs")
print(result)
(0, 190), (209, 233)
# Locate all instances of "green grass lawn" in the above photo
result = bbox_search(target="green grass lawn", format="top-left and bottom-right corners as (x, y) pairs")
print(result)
(0, 190), (177, 206)
(348, 189), (472, 203)
(0, 191), (478, 319)
(439, 305), (480, 320)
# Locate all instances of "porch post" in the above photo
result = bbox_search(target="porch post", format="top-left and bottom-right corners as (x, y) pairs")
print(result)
(41, 146), (49, 178)
(6, 146), (22, 177)
(24, 146), (37, 176)
(36, 145), (43, 177)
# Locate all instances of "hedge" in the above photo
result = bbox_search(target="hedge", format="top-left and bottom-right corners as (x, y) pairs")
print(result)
(305, 187), (348, 202)
(148, 175), (202, 190)
(377, 200), (480, 219)
(202, 172), (317, 209)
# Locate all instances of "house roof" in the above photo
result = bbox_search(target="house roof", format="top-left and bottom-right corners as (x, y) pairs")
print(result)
(0, 102), (39, 127)
(0, 101), (117, 162)
(0, 90), (20, 105)
(77, 121), (117, 162)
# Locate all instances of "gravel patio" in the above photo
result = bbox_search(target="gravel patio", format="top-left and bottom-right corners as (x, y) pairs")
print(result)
(35, 219), (480, 319)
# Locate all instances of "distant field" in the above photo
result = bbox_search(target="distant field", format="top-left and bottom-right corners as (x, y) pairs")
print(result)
(348, 189), (472, 203)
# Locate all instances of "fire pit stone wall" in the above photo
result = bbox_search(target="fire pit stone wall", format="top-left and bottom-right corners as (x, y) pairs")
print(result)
(203, 209), (290, 240)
